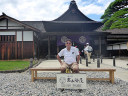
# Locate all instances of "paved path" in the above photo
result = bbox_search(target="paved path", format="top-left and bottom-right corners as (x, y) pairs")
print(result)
(36, 59), (128, 82)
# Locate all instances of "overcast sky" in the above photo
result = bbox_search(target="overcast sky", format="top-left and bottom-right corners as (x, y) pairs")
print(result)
(0, 0), (114, 21)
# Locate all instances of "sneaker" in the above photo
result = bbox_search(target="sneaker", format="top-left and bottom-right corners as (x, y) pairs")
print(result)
(61, 88), (64, 92)
(78, 89), (82, 92)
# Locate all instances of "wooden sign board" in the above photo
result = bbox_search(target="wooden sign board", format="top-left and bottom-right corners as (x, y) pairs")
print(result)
(57, 73), (86, 89)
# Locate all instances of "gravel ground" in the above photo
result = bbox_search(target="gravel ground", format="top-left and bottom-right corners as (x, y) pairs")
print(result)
(0, 72), (128, 96)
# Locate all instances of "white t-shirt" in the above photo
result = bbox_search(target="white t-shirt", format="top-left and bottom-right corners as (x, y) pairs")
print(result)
(58, 46), (79, 65)
(84, 45), (93, 53)
(84, 46), (89, 52)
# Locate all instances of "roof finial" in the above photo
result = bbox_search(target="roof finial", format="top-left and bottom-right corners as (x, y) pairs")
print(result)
(2, 12), (6, 16)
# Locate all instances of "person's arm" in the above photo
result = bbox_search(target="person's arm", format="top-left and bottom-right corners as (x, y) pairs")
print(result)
(76, 55), (80, 64)
(75, 48), (80, 64)
(84, 51), (87, 54)
(57, 55), (63, 66)
(84, 47), (88, 54)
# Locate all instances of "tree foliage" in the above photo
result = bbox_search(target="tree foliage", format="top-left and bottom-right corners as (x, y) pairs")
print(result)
(101, 0), (128, 30)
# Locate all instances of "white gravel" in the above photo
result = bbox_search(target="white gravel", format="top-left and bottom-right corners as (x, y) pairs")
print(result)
(0, 72), (128, 96)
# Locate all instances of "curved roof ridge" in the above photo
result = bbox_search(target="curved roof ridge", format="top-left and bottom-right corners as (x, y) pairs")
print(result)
(54, 0), (94, 21)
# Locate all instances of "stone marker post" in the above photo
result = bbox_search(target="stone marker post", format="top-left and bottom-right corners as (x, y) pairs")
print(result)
(97, 58), (100, 68)
(29, 58), (33, 74)
(92, 55), (95, 62)
(80, 56), (82, 64)
(86, 58), (88, 67)
(101, 55), (102, 64)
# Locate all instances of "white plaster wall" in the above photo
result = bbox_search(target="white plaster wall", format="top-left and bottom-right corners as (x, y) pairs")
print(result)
(23, 31), (33, 41)
(8, 20), (21, 26)
(8, 27), (24, 29)
(0, 27), (6, 29)
(120, 44), (127, 49)
(107, 46), (112, 50)
(0, 32), (15, 35)
(113, 45), (119, 50)
(0, 19), (6, 26)
(17, 31), (22, 41)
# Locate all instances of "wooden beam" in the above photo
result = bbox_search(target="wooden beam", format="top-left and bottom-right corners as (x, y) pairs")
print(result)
(33, 31), (34, 58)
(0, 25), (24, 27)
(34, 77), (110, 81)
(30, 68), (116, 83)
(0, 29), (35, 31)
(6, 19), (8, 29)
(31, 68), (116, 71)
(35, 77), (56, 80)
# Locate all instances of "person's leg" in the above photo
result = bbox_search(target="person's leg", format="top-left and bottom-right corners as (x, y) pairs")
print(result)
(87, 53), (90, 63)
(71, 62), (79, 73)
(88, 53), (91, 63)
(60, 62), (68, 73)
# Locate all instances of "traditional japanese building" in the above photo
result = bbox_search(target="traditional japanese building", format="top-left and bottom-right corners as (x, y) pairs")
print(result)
(0, 0), (127, 60)
(97, 28), (128, 57)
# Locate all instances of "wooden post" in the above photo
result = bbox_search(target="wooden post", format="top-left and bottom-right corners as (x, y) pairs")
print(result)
(6, 19), (8, 29)
(57, 46), (59, 53)
(0, 36), (1, 41)
(109, 71), (112, 82)
(33, 31), (34, 58)
(48, 35), (50, 59)
(22, 31), (23, 59)
(35, 71), (37, 78)
(31, 70), (34, 82)
(15, 31), (17, 59)
(111, 71), (114, 84)
(38, 42), (40, 59)
(99, 36), (101, 56)
(8, 45), (10, 60)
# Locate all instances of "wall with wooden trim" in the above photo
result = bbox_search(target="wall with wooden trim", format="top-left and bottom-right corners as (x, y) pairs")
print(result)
(0, 31), (35, 60)
(0, 18), (39, 60)
(0, 37), (34, 60)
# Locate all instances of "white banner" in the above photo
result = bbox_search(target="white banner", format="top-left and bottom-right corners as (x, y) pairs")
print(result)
(57, 73), (86, 89)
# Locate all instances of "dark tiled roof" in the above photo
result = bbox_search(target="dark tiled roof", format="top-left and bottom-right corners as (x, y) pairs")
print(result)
(43, 21), (103, 32)
(0, 13), (41, 32)
(0, 0), (104, 34)
(54, 0), (93, 21)
(22, 21), (46, 32)
(106, 28), (128, 34)
(96, 26), (128, 34)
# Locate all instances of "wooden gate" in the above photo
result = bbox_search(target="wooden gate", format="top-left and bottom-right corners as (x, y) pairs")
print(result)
(0, 35), (15, 60)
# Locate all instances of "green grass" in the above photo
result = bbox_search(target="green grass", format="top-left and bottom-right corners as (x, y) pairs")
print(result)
(0, 61), (30, 71)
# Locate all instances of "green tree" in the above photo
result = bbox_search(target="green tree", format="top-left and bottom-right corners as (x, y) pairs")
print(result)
(101, 0), (128, 30)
